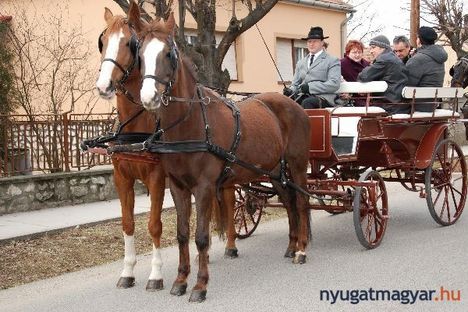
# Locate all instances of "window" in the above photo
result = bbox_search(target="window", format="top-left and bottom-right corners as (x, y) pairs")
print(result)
(276, 38), (308, 82)
(184, 30), (238, 81)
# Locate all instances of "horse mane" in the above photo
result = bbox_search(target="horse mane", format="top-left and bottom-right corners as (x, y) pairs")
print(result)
(141, 19), (169, 41)
(180, 55), (199, 82)
(141, 20), (199, 82)
(107, 15), (128, 33)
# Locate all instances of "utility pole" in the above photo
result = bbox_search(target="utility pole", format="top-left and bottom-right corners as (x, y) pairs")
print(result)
(410, 0), (420, 47)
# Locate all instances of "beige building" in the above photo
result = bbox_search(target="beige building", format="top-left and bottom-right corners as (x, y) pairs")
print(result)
(2, 0), (353, 113)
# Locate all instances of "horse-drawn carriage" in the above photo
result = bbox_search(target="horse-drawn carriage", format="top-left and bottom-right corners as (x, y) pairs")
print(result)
(84, 3), (467, 302)
(234, 82), (467, 249)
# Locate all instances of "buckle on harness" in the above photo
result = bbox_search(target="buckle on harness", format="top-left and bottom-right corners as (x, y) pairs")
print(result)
(226, 152), (236, 162)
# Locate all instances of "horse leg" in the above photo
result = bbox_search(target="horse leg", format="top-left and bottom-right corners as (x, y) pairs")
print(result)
(145, 169), (166, 291)
(287, 161), (311, 265)
(271, 180), (298, 258)
(168, 180), (192, 297)
(189, 186), (214, 302)
(223, 187), (238, 258)
(114, 168), (137, 288)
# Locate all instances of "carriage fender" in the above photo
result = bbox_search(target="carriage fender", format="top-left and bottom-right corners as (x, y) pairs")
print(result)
(414, 123), (447, 169)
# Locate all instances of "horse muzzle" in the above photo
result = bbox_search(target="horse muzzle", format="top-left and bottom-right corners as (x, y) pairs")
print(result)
(141, 93), (162, 111)
(96, 81), (116, 100)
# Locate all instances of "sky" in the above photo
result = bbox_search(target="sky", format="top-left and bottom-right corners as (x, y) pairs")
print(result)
(352, 0), (468, 43)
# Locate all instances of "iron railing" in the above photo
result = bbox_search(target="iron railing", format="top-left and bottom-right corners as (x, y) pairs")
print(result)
(0, 113), (116, 177)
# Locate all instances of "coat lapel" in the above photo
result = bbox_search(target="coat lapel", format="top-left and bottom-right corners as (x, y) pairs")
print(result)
(308, 52), (326, 72)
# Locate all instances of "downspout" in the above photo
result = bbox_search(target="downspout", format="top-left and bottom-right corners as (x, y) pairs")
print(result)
(340, 12), (354, 57)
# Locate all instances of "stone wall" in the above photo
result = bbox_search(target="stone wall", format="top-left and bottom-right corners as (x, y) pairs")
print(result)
(0, 168), (147, 215)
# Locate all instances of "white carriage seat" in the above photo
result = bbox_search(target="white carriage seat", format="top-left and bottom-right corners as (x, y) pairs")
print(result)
(324, 81), (388, 155)
(330, 116), (361, 154)
(335, 81), (388, 94)
(391, 109), (460, 119)
(393, 86), (463, 119)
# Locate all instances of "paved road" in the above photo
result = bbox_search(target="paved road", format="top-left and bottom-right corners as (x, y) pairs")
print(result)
(1, 184), (467, 312)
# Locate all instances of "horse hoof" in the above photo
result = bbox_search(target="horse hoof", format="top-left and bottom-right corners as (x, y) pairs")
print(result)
(284, 249), (295, 258)
(189, 289), (207, 303)
(224, 248), (238, 259)
(293, 253), (306, 264)
(116, 277), (135, 288)
(146, 279), (164, 291)
(170, 282), (187, 296)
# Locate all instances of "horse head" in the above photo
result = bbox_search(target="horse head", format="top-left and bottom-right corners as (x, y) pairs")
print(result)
(139, 13), (180, 111)
(450, 56), (468, 88)
(96, 1), (144, 99)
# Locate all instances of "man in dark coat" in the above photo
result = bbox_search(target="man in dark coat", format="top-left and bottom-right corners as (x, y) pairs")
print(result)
(405, 26), (448, 112)
(358, 35), (409, 114)
(393, 35), (413, 64)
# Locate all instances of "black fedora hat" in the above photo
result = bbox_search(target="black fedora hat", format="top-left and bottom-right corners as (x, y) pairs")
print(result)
(302, 26), (329, 40)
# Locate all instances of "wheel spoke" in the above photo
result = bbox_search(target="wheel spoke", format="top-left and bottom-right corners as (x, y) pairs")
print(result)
(449, 184), (459, 216)
(451, 175), (464, 184)
(241, 208), (249, 234)
(438, 188), (448, 220)
(432, 185), (444, 206)
(445, 186), (451, 222)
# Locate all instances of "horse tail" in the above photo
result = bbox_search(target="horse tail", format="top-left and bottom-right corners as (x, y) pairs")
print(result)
(211, 195), (226, 240)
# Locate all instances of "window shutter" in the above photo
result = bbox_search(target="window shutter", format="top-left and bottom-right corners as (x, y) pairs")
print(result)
(276, 38), (293, 82)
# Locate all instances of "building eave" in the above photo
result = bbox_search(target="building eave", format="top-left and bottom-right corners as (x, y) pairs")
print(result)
(282, 0), (355, 13)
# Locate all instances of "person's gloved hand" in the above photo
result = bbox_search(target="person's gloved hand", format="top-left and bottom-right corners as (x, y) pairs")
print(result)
(283, 87), (293, 96)
(300, 83), (309, 94)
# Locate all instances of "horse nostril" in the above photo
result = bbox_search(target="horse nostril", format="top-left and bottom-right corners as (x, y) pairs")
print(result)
(153, 93), (161, 103)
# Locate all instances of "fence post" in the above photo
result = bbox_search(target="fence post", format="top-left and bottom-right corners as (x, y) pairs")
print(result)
(62, 112), (71, 172)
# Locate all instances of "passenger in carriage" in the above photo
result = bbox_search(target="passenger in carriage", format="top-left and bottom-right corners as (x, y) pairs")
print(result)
(339, 40), (370, 106)
(341, 40), (369, 82)
(283, 26), (341, 108)
(393, 35), (413, 64)
(357, 35), (409, 114)
(405, 26), (448, 112)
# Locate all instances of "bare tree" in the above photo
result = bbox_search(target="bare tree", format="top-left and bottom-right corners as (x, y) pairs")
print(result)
(114, 0), (279, 92)
(3, 2), (98, 172)
(5, 5), (97, 116)
(421, 0), (468, 58)
(344, 0), (385, 42)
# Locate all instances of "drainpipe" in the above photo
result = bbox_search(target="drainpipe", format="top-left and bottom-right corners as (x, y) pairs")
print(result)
(340, 12), (354, 57)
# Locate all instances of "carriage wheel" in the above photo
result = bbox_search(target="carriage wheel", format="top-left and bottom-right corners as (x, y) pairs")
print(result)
(234, 185), (266, 239)
(424, 139), (467, 226)
(318, 166), (346, 215)
(353, 170), (388, 249)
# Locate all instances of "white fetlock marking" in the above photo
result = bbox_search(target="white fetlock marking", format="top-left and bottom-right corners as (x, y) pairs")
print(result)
(121, 233), (136, 277)
(295, 250), (306, 257)
(149, 245), (163, 280)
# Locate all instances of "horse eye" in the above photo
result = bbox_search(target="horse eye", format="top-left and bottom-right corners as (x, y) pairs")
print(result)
(166, 52), (171, 58)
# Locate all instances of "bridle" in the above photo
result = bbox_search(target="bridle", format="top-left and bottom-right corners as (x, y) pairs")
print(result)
(98, 24), (140, 87)
(141, 36), (180, 105)
(450, 56), (468, 88)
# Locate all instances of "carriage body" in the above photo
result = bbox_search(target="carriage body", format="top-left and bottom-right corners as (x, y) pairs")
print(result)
(237, 83), (467, 249)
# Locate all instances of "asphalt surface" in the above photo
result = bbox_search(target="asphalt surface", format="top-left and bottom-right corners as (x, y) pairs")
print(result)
(1, 183), (467, 312)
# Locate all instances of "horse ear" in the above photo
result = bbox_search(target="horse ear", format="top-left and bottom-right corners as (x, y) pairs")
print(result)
(165, 12), (176, 34)
(128, 1), (143, 32)
(104, 7), (113, 24)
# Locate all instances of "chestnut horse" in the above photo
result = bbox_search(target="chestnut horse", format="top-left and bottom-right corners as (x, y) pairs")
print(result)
(137, 16), (311, 302)
(95, 4), (166, 291)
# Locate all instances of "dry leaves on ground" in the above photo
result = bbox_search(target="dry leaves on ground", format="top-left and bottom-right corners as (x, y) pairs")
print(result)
(0, 207), (287, 290)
